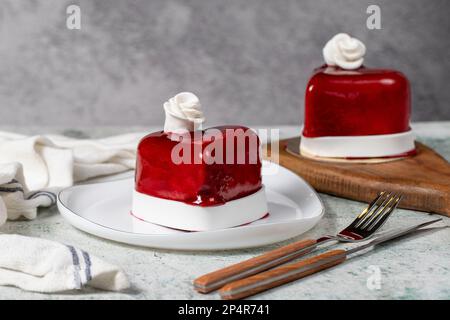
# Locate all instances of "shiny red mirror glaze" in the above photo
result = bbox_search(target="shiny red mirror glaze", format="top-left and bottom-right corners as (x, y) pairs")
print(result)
(303, 65), (411, 138)
(135, 126), (262, 207)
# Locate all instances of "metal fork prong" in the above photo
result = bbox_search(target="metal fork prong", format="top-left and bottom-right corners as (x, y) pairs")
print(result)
(354, 192), (389, 228)
(352, 191), (387, 229)
(356, 191), (385, 220)
(367, 194), (402, 231)
(354, 191), (391, 228)
(361, 193), (399, 230)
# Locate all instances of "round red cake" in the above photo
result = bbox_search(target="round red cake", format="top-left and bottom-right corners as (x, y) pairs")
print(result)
(300, 33), (415, 160)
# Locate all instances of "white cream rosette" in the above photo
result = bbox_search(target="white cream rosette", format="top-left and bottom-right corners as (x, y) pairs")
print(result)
(163, 92), (205, 132)
(323, 33), (366, 70)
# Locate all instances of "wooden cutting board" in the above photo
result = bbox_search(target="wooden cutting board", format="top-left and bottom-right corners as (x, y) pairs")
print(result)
(264, 137), (450, 217)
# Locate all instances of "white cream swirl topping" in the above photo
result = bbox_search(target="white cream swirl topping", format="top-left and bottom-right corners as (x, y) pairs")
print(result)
(163, 92), (205, 132)
(323, 33), (366, 70)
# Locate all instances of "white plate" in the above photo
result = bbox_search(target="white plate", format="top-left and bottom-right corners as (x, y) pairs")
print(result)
(57, 162), (324, 250)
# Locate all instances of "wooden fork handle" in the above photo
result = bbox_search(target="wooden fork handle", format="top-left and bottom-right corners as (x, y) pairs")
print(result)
(219, 249), (347, 300)
(194, 238), (317, 293)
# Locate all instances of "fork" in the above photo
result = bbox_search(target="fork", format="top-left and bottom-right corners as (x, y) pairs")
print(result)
(194, 191), (402, 293)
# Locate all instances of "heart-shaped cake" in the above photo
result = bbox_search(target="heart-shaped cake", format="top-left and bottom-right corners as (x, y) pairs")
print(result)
(135, 126), (263, 206)
(132, 93), (268, 231)
(300, 33), (416, 160)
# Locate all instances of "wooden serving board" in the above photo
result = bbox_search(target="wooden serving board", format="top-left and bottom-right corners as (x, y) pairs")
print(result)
(264, 137), (450, 217)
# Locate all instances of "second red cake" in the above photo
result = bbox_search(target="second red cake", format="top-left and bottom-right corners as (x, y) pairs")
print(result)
(300, 33), (416, 160)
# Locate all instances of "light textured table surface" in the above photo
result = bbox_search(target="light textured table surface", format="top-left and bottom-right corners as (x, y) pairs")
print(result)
(0, 122), (449, 300)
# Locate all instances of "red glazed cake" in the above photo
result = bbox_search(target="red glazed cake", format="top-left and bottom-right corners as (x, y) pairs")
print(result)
(135, 126), (263, 206)
(300, 33), (415, 160)
(132, 92), (268, 231)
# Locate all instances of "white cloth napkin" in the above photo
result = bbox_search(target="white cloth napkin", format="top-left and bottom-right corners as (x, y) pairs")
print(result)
(0, 234), (130, 292)
(0, 131), (145, 226)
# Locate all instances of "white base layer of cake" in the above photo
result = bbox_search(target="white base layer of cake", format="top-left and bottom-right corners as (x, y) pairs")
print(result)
(300, 130), (415, 159)
(131, 186), (268, 231)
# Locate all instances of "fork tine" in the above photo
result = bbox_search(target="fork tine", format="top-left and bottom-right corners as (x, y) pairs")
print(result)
(338, 191), (400, 242)
(367, 194), (402, 231)
(354, 191), (392, 228)
(356, 191), (385, 219)
(359, 193), (398, 230)
(349, 191), (386, 229)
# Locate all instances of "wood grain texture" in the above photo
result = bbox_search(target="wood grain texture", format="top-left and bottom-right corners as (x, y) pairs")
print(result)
(194, 239), (316, 293)
(219, 249), (347, 300)
(264, 138), (450, 216)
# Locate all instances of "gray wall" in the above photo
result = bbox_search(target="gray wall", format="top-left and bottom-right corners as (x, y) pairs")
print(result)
(0, 0), (449, 127)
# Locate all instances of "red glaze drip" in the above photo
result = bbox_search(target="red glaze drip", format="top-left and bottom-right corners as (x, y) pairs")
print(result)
(135, 126), (262, 207)
(303, 65), (411, 138)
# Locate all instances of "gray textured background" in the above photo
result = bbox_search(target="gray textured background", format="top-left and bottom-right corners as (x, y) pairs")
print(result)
(0, 0), (449, 127)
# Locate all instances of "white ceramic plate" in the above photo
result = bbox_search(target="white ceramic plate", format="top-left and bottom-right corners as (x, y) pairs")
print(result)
(57, 162), (324, 250)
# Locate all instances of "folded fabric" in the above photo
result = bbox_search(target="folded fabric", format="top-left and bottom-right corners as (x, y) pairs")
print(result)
(0, 163), (56, 224)
(0, 131), (145, 225)
(0, 233), (130, 293)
